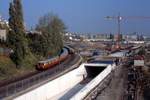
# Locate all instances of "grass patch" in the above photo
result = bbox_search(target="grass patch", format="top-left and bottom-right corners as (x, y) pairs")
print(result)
(0, 53), (38, 81)
(20, 53), (38, 71)
(0, 56), (17, 80)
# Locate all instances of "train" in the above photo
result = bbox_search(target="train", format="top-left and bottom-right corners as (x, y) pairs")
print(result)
(36, 46), (74, 70)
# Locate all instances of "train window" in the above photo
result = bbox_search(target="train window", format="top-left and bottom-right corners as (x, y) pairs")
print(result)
(38, 63), (44, 66)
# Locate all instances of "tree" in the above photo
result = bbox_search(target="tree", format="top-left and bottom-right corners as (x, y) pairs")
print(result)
(28, 33), (48, 56)
(7, 0), (29, 67)
(36, 13), (66, 56)
(7, 2), (16, 48)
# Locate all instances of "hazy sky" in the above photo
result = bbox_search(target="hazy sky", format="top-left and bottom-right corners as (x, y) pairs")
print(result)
(1, 0), (150, 35)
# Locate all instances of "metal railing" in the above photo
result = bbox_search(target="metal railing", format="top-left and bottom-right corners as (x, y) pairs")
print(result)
(0, 54), (82, 99)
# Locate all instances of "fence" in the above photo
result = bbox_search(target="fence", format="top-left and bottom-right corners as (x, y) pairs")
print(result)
(0, 54), (82, 99)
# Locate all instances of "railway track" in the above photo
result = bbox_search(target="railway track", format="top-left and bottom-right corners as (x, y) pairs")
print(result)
(0, 54), (75, 87)
(0, 70), (41, 88)
(0, 53), (82, 99)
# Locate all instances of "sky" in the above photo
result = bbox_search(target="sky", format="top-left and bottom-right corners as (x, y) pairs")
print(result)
(0, 0), (150, 35)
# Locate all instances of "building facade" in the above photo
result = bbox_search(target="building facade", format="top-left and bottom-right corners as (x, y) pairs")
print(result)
(0, 29), (7, 41)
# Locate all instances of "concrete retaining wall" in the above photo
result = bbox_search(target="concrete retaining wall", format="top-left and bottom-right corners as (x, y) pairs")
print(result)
(70, 64), (116, 100)
(14, 64), (87, 100)
(14, 63), (116, 100)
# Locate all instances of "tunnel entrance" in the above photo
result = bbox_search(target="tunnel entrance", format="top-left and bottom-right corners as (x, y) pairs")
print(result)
(85, 66), (106, 78)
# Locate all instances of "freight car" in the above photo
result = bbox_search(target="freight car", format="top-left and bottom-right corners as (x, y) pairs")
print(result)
(36, 48), (69, 70)
(64, 45), (75, 54)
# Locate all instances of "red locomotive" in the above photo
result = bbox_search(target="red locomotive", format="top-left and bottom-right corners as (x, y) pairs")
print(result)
(36, 48), (70, 70)
(36, 46), (74, 70)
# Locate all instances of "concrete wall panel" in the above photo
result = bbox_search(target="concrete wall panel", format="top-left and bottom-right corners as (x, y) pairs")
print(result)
(14, 64), (87, 100)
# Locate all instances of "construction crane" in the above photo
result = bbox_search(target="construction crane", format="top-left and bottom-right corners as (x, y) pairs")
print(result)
(105, 14), (150, 50)
(105, 13), (122, 39)
(105, 14), (150, 35)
